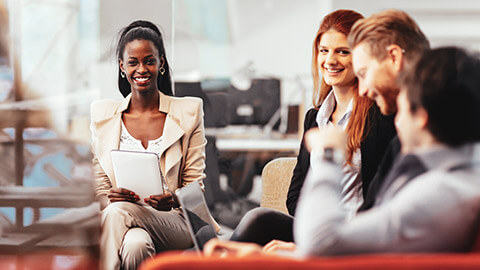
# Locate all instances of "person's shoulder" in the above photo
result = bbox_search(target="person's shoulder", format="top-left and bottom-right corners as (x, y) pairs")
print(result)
(368, 104), (394, 123)
(168, 95), (203, 107)
(303, 107), (319, 127)
(368, 103), (396, 137)
(167, 95), (203, 118)
(404, 164), (480, 202)
(304, 107), (319, 121)
(90, 98), (123, 121)
(305, 107), (319, 118)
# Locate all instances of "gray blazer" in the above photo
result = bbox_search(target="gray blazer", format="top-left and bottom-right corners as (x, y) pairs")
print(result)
(295, 144), (480, 256)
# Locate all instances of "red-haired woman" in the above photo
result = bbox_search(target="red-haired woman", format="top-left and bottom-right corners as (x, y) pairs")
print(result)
(227, 9), (396, 251)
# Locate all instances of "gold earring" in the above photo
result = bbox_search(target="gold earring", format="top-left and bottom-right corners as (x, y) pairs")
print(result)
(121, 71), (125, 78)
(159, 66), (165, 76)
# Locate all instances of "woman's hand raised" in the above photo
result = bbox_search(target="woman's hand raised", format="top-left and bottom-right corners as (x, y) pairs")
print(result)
(107, 188), (140, 203)
(144, 190), (178, 211)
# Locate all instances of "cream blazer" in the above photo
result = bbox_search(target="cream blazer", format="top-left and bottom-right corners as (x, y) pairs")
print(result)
(90, 91), (207, 200)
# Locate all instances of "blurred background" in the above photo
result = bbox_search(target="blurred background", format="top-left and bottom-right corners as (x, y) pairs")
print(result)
(0, 0), (480, 267)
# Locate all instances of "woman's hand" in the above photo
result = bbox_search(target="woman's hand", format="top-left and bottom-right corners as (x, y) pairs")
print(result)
(107, 187), (140, 203)
(263, 240), (296, 254)
(203, 239), (263, 258)
(144, 190), (177, 211)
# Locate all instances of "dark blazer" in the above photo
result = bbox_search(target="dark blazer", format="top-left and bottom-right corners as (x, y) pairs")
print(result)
(358, 136), (401, 212)
(286, 105), (396, 216)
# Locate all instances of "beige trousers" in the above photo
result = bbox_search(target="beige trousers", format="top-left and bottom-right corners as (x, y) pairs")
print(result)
(100, 202), (192, 270)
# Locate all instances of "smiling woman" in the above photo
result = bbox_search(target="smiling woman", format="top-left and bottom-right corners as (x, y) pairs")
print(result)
(290, 9), (393, 217)
(89, 20), (215, 270)
(120, 39), (163, 91)
(116, 21), (173, 98)
(317, 30), (356, 89)
(227, 9), (396, 251)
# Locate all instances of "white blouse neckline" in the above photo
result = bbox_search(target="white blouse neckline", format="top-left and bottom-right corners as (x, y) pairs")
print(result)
(120, 120), (164, 153)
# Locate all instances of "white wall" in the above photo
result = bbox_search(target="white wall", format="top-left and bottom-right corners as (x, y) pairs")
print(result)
(228, 0), (323, 107)
(97, 0), (480, 105)
(333, 0), (480, 51)
(171, 0), (334, 109)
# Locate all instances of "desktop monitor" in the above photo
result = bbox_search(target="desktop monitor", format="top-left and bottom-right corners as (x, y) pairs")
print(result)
(228, 78), (281, 126)
(174, 81), (229, 128)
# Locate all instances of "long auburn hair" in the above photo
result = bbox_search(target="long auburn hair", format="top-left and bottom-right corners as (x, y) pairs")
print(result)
(311, 9), (374, 164)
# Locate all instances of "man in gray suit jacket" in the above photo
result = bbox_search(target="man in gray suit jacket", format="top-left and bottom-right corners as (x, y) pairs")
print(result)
(203, 46), (480, 257)
(295, 47), (480, 256)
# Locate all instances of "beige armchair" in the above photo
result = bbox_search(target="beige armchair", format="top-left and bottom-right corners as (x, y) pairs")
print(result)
(260, 157), (297, 214)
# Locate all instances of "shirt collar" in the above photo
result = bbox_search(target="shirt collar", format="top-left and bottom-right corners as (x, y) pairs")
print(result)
(316, 90), (354, 129)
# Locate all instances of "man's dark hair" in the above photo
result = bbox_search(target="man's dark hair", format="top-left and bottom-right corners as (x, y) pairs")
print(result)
(400, 47), (480, 146)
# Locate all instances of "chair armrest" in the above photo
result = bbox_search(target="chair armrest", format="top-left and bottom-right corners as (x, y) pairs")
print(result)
(140, 252), (480, 270)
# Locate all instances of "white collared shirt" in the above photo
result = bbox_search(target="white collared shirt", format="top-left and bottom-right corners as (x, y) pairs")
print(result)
(313, 90), (363, 220)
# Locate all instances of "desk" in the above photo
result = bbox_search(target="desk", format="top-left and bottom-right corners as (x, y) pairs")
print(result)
(206, 126), (300, 153)
(206, 126), (301, 196)
(215, 137), (299, 152)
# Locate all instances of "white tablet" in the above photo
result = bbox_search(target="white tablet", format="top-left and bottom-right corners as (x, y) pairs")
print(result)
(110, 150), (164, 205)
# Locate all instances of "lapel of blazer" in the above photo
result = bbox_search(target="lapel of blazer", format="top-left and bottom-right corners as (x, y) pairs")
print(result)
(158, 92), (185, 179)
(93, 92), (186, 188)
(93, 95), (131, 188)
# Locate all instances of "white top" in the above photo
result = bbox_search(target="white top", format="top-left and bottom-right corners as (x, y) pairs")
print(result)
(314, 90), (362, 220)
(295, 143), (480, 256)
(119, 121), (169, 192)
(119, 121), (164, 153)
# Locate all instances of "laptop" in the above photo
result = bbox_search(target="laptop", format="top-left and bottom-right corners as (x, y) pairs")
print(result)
(176, 181), (218, 252)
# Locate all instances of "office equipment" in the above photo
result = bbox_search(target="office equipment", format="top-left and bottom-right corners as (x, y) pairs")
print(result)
(228, 78), (281, 126)
(174, 81), (229, 127)
(110, 150), (164, 205)
(176, 181), (218, 252)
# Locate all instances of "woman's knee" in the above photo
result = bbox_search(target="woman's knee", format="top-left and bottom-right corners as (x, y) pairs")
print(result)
(101, 202), (138, 226)
(232, 208), (278, 238)
(103, 202), (131, 215)
(120, 228), (155, 268)
(240, 207), (280, 227)
(231, 208), (293, 244)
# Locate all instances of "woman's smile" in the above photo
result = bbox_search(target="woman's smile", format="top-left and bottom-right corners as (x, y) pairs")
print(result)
(120, 39), (161, 92)
(133, 75), (152, 86)
(324, 66), (345, 76)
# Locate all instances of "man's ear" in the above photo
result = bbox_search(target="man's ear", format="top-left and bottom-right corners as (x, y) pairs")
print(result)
(386, 44), (404, 73)
(414, 107), (429, 130)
